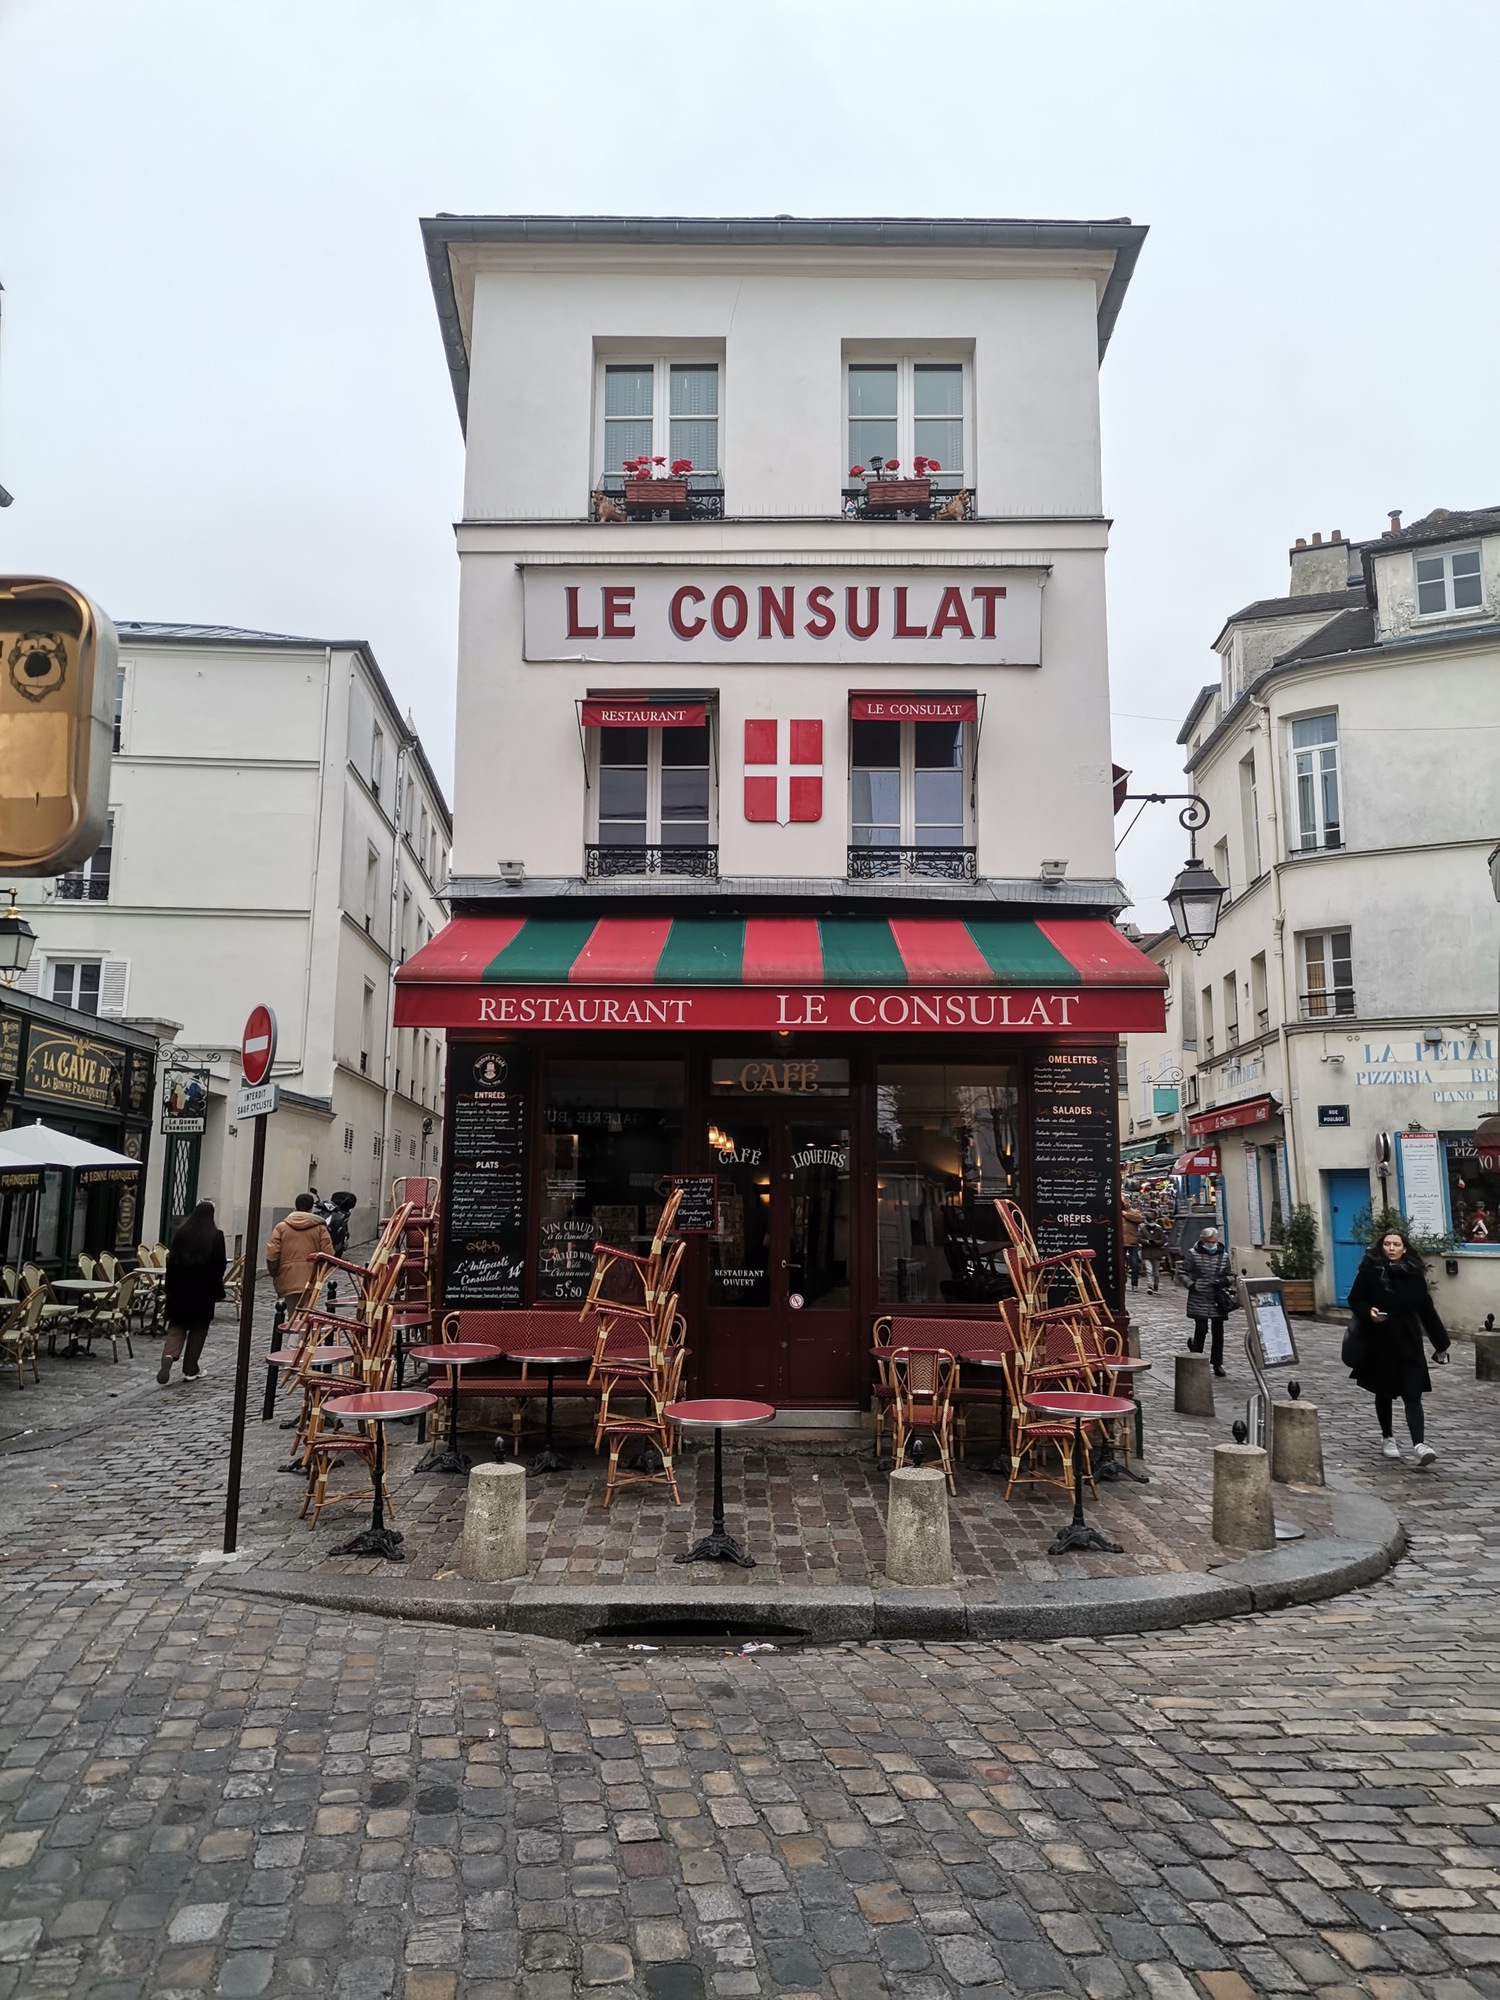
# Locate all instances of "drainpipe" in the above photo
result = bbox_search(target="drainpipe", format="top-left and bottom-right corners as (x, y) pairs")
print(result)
(1252, 692), (1302, 1207)
(379, 731), (410, 1223)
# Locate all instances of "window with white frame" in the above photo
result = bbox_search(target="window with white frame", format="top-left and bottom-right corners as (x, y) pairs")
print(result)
(50, 960), (102, 1015)
(599, 360), (720, 487)
(112, 668), (127, 752)
(590, 723), (715, 871)
(1415, 545), (1483, 617)
(1289, 712), (1341, 852)
(849, 719), (970, 876)
(1300, 928), (1354, 1019)
(846, 359), (967, 491)
(55, 813), (113, 902)
(370, 723), (384, 800)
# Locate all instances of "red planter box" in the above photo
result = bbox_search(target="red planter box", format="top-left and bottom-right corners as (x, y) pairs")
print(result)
(863, 477), (931, 512)
(624, 479), (690, 513)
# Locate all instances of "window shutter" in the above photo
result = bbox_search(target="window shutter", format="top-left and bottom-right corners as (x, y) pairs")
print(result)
(14, 958), (42, 997)
(97, 959), (131, 1019)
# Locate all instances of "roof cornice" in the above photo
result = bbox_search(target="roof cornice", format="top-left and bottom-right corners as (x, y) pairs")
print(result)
(420, 213), (1148, 432)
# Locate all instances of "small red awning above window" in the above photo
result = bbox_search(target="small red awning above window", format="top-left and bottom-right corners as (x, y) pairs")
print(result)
(1174, 1147), (1220, 1175)
(849, 693), (978, 723)
(1188, 1094), (1280, 1137)
(580, 699), (706, 728)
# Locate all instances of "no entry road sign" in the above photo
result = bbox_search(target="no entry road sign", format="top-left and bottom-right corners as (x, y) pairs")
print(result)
(241, 1005), (277, 1087)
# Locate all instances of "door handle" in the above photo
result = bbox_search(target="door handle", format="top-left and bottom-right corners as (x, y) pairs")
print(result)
(779, 1259), (788, 1270)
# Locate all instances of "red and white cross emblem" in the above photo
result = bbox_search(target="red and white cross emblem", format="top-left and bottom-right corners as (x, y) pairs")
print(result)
(743, 719), (823, 824)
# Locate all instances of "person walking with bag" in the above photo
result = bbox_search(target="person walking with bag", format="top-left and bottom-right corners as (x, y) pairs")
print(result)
(1139, 1212), (1167, 1294)
(1182, 1225), (1233, 1376)
(1346, 1227), (1449, 1466)
(156, 1200), (228, 1384)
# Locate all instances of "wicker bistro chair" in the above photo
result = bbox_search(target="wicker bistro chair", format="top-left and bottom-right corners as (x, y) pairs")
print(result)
(590, 1300), (681, 1450)
(98, 1252), (120, 1283)
(77, 1253), (97, 1280)
(887, 1347), (959, 1494)
(1004, 1327), (1102, 1502)
(0, 1291), (43, 1387)
(83, 1275), (137, 1363)
(600, 1344), (686, 1508)
(2, 1267), (17, 1300)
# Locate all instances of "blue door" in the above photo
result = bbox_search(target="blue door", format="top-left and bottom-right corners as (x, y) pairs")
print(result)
(1325, 1170), (1371, 1307)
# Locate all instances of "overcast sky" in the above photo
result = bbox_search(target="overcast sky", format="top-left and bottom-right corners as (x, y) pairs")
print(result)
(2, 0), (1496, 924)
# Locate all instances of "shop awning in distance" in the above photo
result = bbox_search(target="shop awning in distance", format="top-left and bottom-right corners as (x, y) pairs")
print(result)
(395, 914), (1167, 1035)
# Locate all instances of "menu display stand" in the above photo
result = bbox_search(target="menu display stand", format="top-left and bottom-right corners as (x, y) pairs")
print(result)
(1238, 1277), (1305, 1543)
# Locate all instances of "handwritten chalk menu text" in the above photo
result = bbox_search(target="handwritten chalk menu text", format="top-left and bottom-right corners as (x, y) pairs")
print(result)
(445, 1047), (529, 1306)
(1029, 1047), (1120, 1305)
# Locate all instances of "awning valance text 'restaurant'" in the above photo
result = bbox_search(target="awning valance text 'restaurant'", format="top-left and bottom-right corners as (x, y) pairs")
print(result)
(579, 700), (707, 728)
(395, 916), (1167, 1035)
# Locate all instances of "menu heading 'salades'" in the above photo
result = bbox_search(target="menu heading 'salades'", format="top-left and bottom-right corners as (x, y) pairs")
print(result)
(524, 568), (1044, 665)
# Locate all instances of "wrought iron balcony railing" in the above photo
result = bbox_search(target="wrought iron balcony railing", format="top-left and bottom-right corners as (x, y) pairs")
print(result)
(840, 481), (971, 522)
(847, 845), (977, 883)
(593, 478), (724, 522)
(585, 844), (719, 882)
(54, 875), (109, 901)
(1299, 987), (1356, 1020)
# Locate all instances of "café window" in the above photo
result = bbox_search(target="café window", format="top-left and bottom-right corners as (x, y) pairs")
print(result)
(875, 1064), (1019, 1304)
(598, 359), (720, 487)
(588, 722), (715, 880)
(1446, 1134), (1500, 1246)
(1289, 712), (1341, 853)
(846, 359), (968, 491)
(1415, 545), (1484, 618)
(537, 1059), (683, 1301)
(849, 718), (972, 880)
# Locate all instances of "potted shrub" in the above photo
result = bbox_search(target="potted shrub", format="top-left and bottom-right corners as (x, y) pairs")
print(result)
(856, 455), (941, 514)
(1267, 1202), (1322, 1314)
(621, 456), (693, 515)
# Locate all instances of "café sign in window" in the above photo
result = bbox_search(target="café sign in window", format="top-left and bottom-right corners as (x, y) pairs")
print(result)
(710, 1058), (850, 1096)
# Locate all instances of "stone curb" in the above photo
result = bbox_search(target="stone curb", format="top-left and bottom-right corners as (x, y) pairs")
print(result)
(213, 1484), (1405, 1644)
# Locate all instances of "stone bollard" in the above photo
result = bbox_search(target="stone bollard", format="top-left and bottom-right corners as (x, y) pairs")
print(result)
(458, 1462), (528, 1582)
(1476, 1331), (1500, 1381)
(1270, 1400), (1325, 1486)
(1212, 1443), (1274, 1550)
(1175, 1351), (1216, 1417)
(885, 1466), (953, 1586)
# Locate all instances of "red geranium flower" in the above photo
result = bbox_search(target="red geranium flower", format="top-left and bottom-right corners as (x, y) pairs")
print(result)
(849, 465), (866, 479)
(885, 460), (900, 473)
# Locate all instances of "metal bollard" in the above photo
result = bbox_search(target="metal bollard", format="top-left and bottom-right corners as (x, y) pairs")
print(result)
(261, 1297), (286, 1421)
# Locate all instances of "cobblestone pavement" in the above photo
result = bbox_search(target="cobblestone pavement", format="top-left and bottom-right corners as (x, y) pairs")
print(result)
(2, 1283), (1499, 1995)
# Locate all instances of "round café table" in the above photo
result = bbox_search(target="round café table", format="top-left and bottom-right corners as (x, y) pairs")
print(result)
(321, 1388), (437, 1561)
(46, 1278), (114, 1356)
(502, 1343), (594, 1473)
(1024, 1390), (1136, 1556)
(1094, 1356), (1152, 1484)
(405, 1342), (502, 1474)
(666, 1399), (775, 1568)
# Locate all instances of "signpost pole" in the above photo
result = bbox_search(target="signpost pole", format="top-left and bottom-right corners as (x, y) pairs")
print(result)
(223, 1109), (267, 1554)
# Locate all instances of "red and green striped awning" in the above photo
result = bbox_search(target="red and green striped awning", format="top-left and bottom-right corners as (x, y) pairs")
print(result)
(395, 915), (1165, 1035)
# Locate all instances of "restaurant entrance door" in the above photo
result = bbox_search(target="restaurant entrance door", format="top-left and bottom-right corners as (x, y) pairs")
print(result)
(701, 1101), (856, 1405)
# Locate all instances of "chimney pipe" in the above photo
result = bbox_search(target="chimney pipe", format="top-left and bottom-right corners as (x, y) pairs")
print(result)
(1311, 532), (1322, 545)
(1389, 510), (1402, 533)
(1331, 529), (1342, 542)
(1295, 537), (1307, 548)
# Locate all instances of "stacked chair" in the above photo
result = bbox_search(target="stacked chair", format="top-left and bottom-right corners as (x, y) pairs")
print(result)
(580, 1188), (688, 1506)
(384, 1178), (440, 1381)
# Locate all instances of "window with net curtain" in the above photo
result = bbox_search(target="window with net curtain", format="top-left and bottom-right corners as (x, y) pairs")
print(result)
(851, 721), (966, 851)
(875, 1065), (1019, 1303)
(596, 726), (712, 853)
(847, 361), (965, 486)
(602, 362), (719, 482)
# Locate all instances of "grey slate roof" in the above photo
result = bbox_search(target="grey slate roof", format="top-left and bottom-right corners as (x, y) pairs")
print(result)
(1272, 606), (1377, 666)
(117, 621), (326, 646)
(1218, 586), (1366, 628)
(1373, 505), (1500, 554)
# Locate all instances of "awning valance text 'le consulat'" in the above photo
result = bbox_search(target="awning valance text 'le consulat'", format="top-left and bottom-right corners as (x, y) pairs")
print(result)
(395, 915), (1167, 1035)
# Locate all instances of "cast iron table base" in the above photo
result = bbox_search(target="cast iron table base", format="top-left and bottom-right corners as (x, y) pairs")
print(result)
(668, 1401), (774, 1567)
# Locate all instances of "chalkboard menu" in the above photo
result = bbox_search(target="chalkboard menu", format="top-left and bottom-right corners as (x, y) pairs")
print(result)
(445, 1046), (530, 1307)
(1030, 1047), (1119, 1305)
(668, 1175), (718, 1234)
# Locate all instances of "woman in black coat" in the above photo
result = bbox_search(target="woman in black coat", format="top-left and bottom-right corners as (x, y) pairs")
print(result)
(157, 1200), (228, 1385)
(1347, 1227), (1449, 1466)
(1181, 1226), (1234, 1375)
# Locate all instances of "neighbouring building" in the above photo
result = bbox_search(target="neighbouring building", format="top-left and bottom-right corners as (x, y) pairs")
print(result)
(1119, 928), (1193, 1169)
(1151, 509), (1500, 1325)
(396, 213), (1169, 1416)
(2, 624), (451, 1254)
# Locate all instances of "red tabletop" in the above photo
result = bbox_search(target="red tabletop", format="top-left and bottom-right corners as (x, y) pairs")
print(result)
(1025, 1390), (1135, 1419)
(502, 1345), (594, 1367)
(323, 1390), (437, 1422)
(666, 1399), (776, 1429)
(404, 1343), (502, 1367)
(263, 1343), (354, 1368)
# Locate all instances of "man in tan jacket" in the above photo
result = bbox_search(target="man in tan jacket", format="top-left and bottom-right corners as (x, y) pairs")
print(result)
(265, 1193), (334, 1304)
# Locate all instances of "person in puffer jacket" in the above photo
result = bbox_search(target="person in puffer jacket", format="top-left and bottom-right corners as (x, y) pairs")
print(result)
(1181, 1227), (1233, 1376)
(265, 1193), (334, 1304)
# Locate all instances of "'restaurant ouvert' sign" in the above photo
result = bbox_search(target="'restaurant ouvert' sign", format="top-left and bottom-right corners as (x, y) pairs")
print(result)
(524, 567), (1043, 666)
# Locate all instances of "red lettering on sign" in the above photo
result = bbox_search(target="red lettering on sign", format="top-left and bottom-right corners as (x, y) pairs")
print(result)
(970, 585), (1008, 638)
(893, 587), (927, 639)
(565, 587), (599, 640)
(669, 586), (706, 639)
(759, 585), (795, 639)
(712, 586), (749, 639)
(601, 587), (635, 638)
(804, 586), (835, 639)
(846, 587), (879, 640)
(929, 587), (975, 640)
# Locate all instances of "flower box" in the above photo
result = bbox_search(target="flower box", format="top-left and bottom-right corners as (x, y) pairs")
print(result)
(624, 479), (690, 514)
(863, 477), (931, 513)
(1279, 1278), (1317, 1316)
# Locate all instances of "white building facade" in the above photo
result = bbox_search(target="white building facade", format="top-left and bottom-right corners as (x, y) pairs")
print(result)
(4, 625), (451, 1254)
(397, 215), (1168, 1412)
(1157, 509), (1500, 1326)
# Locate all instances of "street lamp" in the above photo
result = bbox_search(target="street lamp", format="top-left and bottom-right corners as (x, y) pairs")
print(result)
(0, 890), (36, 988)
(1118, 790), (1228, 954)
